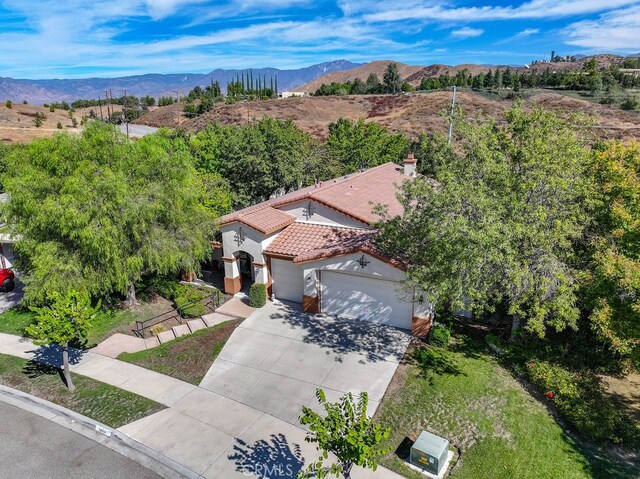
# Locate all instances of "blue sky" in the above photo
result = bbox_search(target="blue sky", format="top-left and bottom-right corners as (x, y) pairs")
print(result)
(1, 0), (639, 79)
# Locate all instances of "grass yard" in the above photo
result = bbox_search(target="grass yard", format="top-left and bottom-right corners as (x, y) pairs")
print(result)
(0, 296), (177, 348)
(0, 353), (164, 428)
(376, 337), (640, 479)
(118, 318), (242, 384)
(0, 308), (35, 336)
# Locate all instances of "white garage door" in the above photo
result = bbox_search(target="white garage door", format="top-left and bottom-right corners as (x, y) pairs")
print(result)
(321, 271), (412, 329)
(271, 259), (304, 303)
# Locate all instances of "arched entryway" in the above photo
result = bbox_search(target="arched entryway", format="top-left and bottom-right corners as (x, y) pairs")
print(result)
(235, 250), (255, 292)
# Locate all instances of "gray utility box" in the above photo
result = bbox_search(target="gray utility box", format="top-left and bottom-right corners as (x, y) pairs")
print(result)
(409, 431), (449, 476)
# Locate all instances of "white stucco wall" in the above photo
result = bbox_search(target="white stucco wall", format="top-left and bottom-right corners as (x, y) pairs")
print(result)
(301, 252), (406, 296)
(220, 223), (279, 263)
(278, 200), (371, 229)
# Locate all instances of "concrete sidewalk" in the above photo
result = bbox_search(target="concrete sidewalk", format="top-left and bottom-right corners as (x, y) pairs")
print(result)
(0, 333), (197, 407)
(0, 331), (404, 478)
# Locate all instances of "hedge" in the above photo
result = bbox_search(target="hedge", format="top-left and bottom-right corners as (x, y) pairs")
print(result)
(249, 283), (266, 308)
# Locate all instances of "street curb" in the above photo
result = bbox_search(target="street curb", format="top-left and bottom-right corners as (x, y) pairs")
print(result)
(0, 384), (201, 479)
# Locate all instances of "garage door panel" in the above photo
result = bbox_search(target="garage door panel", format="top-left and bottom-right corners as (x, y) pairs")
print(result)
(272, 259), (303, 303)
(321, 271), (412, 329)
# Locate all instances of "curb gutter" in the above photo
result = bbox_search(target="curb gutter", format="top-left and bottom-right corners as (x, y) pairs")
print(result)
(0, 384), (201, 479)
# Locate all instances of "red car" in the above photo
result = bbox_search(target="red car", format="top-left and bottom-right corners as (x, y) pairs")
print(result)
(0, 268), (15, 292)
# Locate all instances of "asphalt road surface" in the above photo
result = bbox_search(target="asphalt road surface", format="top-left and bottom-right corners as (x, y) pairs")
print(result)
(117, 123), (158, 138)
(0, 401), (161, 479)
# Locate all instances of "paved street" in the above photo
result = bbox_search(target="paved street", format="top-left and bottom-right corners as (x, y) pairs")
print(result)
(117, 123), (158, 138)
(0, 401), (160, 479)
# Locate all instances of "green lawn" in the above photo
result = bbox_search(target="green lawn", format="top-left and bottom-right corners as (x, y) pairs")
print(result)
(376, 337), (640, 479)
(85, 308), (137, 346)
(0, 308), (36, 336)
(0, 301), (173, 348)
(118, 319), (242, 384)
(0, 353), (164, 428)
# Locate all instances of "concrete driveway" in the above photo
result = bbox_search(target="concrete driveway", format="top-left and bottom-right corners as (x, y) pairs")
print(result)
(200, 301), (411, 424)
(119, 301), (410, 478)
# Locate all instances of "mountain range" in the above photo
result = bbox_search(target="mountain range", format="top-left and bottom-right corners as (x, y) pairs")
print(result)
(0, 60), (362, 105)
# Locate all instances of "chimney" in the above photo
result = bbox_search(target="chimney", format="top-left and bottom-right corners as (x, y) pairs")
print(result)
(404, 152), (417, 178)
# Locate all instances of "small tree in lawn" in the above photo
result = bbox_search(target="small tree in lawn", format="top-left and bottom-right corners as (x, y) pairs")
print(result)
(299, 389), (390, 479)
(26, 291), (100, 392)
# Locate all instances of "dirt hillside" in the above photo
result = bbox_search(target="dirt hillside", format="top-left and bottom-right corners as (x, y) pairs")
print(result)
(0, 102), (122, 144)
(297, 61), (425, 94)
(136, 91), (640, 141)
(299, 54), (629, 91)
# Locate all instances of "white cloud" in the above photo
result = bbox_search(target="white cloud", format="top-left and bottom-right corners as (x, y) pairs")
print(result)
(513, 28), (540, 39)
(494, 27), (540, 45)
(360, 0), (640, 23)
(451, 27), (484, 39)
(144, 0), (209, 19)
(564, 5), (640, 50)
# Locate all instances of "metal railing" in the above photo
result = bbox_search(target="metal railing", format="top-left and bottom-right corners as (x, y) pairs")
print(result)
(134, 292), (225, 338)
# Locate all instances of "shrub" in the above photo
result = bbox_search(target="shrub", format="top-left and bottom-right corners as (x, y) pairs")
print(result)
(620, 95), (640, 111)
(22, 100), (27, 105)
(525, 360), (640, 447)
(56, 122), (62, 129)
(428, 325), (450, 347)
(150, 324), (166, 336)
(5, 100), (12, 109)
(249, 283), (266, 308)
(140, 275), (178, 300)
(49, 106), (55, 112)
(174, 284), (209, 318)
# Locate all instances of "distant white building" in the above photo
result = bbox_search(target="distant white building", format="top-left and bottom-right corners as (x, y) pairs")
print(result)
(279, 91), (307, 99)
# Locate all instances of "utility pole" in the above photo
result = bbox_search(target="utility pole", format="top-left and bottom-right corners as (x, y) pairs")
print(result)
(105, 90), (113, 121)
(98, 94), (104, 121)
(447, 86), (457, 146)
(123, 89), (129, 139)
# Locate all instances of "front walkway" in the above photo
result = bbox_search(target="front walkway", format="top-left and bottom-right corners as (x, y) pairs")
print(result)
(0, 301), (409, 479)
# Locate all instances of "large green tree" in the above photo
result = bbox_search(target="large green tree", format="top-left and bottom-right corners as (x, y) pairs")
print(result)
(383, 63), (402, 94)
(191, 118), (312, 207)
(326, 118), (409, 173)
(3, 123), (227, 304)
(584, 141), (640, 366)
(377, 106), (595, 337)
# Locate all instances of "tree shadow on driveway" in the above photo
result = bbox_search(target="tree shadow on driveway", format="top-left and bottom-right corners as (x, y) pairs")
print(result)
(269, 303), (411, 363)
(228, 433), (305, 479)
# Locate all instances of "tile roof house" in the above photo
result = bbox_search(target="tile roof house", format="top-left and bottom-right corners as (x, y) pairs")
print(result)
(218, 154), (433, 335)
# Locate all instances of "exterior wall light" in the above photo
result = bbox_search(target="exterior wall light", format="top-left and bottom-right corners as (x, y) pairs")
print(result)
(357, 255), (370, 269)
(234, 227), (246, 246)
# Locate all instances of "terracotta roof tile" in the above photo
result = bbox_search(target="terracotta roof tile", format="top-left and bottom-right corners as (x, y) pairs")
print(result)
(264, 223), (406, 269)
(219, 162), (408, 229)
(229, 206), (295, 235)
